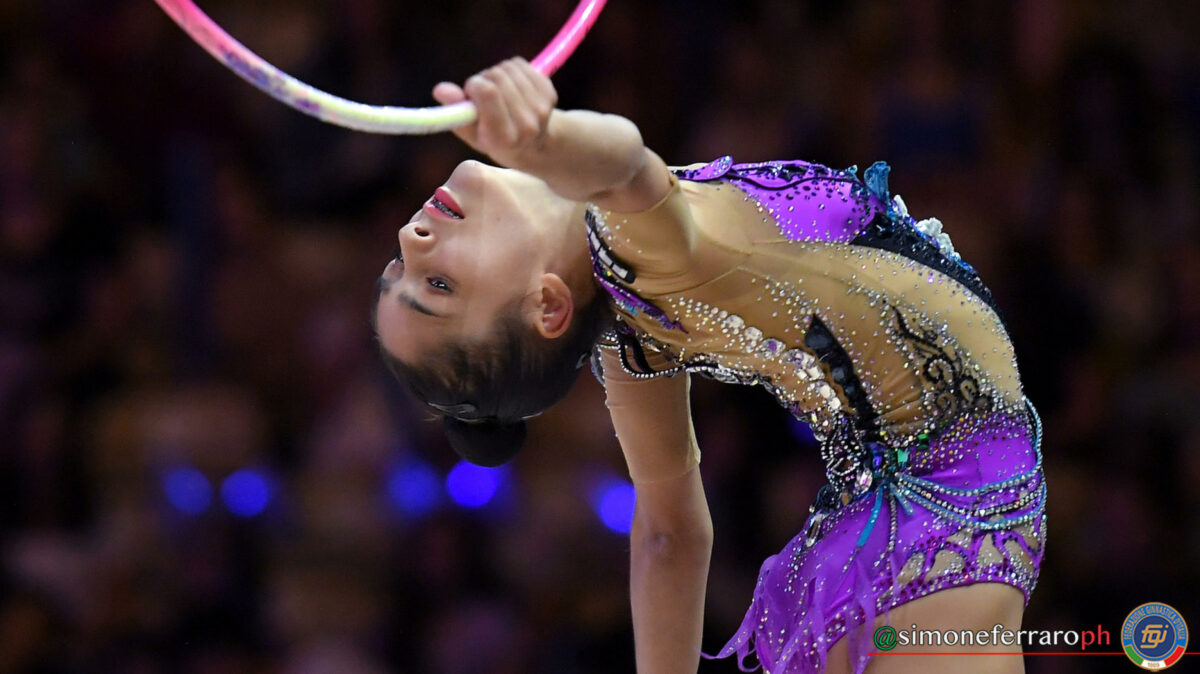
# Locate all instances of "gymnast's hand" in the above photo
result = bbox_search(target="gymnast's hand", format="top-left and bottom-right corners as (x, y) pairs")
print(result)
(433, 57), (671, 211)
(432, 57), (556, 170)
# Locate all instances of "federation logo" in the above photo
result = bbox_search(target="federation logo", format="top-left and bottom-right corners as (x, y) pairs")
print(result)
(1122, 602), (1188, 670)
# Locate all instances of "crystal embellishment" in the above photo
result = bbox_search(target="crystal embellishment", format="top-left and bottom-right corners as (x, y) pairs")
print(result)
(782, 348), (813, 368)
(855, 467), (873, 493)
(759, 338), (786, 357)
(914, 216), (957, 258)
(742, 327), (764, 349)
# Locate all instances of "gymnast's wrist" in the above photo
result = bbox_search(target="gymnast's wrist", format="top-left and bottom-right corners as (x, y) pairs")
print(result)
(513, 109), (644, 201)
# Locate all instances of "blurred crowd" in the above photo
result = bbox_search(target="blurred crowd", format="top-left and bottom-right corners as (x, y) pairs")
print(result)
(1, 0), (1197, 672)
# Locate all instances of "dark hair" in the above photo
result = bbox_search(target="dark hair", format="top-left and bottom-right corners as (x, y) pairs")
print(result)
(381, 288), (613, 467)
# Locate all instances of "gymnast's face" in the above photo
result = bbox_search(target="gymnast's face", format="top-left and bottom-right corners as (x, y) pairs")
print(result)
(375, 160), (582, 362)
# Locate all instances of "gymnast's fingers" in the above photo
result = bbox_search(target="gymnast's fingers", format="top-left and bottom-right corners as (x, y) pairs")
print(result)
(482, 64), (530, 144)
(432, 81), (478, 144)
(465, 73), (517, 153)
(502, 66), (543, 147)
(481, 65), (529, 145)
(501, 59), (554, 136)
(509, 57), (557, 112)
(497, 60), (548, 142)
(432, 81), (466, 105)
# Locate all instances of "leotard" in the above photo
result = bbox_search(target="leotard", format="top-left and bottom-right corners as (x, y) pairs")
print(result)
(590, 157), (1046, 673)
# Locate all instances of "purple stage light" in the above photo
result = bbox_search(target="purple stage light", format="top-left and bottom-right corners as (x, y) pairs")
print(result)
(592, 478), (636, 534)
(220, 468), (273, 517)
(445, 461), (505, 509)
(163, 466), (212, 514)
(387, 460), (442, 517)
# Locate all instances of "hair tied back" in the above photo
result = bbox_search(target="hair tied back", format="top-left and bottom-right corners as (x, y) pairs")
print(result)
(442, 416), (527, 467)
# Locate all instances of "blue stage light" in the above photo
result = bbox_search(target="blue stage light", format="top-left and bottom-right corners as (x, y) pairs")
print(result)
(387, 460), (442, 517)
(445, 461), (504, 508)
(593, 479), (636, 534)
(163, 466), (212, 514)
(220, 469), (272, 517)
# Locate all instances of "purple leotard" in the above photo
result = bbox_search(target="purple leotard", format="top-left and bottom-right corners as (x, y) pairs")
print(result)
(588, 157), (1046, 673)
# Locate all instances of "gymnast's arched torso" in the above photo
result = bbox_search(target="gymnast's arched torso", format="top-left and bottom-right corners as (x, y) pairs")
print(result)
(592, 156), (1046, 673)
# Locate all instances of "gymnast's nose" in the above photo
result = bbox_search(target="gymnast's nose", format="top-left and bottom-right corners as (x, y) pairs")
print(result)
(399, 221), (435, 252)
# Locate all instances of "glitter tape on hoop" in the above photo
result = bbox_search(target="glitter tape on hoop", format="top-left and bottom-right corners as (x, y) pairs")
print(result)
(152, 0), (607, 135)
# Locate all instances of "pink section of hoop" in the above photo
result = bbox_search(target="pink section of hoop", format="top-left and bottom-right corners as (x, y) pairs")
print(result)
(531, 0), (607, 75)
(152, 0), (608, 134)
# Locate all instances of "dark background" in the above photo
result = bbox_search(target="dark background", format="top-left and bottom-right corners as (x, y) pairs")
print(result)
(1, 0), (1197, 672)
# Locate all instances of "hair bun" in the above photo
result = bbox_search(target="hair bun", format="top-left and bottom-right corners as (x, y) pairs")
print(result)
(442, 417), (527, 467)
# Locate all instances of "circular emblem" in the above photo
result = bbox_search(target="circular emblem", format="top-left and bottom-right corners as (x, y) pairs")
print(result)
(1122, 602), (1188, 670)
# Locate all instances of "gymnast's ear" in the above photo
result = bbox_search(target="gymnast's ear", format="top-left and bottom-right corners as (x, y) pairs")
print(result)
(532, 273), (574, 339)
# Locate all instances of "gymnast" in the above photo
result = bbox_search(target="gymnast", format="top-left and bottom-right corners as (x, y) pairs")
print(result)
(373, 57), (1046, 673)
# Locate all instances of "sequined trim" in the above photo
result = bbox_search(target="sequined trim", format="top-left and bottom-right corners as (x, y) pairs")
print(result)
(851, 212), (1004, 323)
(585, 205), (683, 331)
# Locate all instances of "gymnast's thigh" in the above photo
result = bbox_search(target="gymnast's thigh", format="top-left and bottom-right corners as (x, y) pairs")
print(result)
(824, 582), (1026, 674)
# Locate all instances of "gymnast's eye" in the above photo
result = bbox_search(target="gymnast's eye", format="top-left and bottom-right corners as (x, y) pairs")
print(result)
(428, 277), (450, 292)
(393, 245), (404, 263)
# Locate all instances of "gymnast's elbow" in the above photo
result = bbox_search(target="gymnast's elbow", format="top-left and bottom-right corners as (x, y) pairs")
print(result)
(631, 499), (714, 561)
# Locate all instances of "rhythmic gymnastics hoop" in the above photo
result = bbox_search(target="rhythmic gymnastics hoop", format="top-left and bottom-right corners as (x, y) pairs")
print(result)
(152, 0), (607, 134)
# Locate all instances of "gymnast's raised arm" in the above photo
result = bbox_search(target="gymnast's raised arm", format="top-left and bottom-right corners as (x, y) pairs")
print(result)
(431, 57), (673, 214)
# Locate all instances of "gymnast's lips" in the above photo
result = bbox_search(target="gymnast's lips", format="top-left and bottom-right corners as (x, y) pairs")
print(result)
(424, 187), (464, 220)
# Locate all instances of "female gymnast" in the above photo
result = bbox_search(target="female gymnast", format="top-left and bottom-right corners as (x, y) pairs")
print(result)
(373, 58), (1046, 673)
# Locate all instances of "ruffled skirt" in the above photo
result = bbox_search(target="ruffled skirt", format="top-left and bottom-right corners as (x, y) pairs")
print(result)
(705, 402), (1047, 673)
